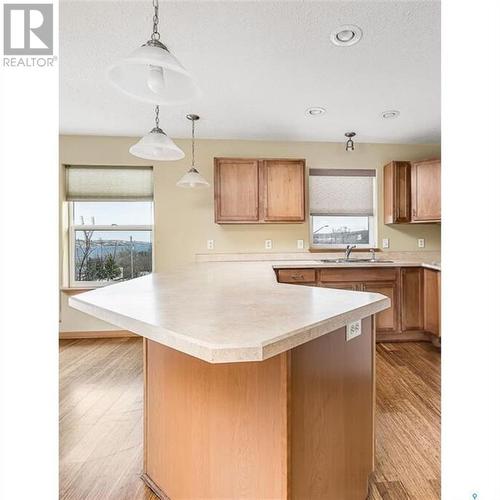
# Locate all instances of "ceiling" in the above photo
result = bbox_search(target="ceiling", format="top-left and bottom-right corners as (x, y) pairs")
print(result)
(60, 0), (441, 143)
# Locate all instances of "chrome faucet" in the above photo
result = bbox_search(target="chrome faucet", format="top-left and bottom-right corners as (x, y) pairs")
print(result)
(345, 244), (356, 260)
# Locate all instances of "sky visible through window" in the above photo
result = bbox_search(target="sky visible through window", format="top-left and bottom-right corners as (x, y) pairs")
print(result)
(73, 201), (153, 227)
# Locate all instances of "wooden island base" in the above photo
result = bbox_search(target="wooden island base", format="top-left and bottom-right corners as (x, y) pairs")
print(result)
(142, 316), (375, 500)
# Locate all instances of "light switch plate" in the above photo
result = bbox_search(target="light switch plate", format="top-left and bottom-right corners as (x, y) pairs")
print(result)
(418, 238), (425, 248)
(207, 239), (214, 250)
(346, 320), (362, 341)
(382, 238), (390, 249)
(297, 239), (304, 249)
(265, 239), (273, 250)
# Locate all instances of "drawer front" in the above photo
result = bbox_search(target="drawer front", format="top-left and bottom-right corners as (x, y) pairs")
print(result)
(319, 267), (398, 283)
(277, 269), (316, 283)
(321, 282), (361, 291)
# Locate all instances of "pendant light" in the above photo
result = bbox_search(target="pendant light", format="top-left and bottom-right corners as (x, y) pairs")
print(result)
(107, 0), (200, 105)
(345, 132), (356, 151)
(129, 105), (185, 160)
(176, 114), (209, 188)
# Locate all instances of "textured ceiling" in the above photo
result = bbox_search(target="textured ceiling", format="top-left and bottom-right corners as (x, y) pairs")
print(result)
(60, 0), (441, 143)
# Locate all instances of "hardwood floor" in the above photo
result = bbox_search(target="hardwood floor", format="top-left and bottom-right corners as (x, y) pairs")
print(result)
(60, 339), (440, 500)
(369, 342), (441, 499)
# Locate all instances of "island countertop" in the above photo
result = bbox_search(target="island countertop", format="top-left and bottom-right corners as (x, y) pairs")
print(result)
(69, 261), (389, 363)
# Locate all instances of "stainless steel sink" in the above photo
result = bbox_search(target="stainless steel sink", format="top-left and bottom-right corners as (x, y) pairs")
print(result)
(320, 258), (394, 264)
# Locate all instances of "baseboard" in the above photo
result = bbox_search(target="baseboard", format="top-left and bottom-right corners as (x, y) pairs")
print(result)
(59, 330), (137, 340)
(376, 331), (433, 343)
(141, 473), (170, 500)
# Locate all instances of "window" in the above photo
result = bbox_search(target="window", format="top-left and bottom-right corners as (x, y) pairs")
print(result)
(309, 168), (377, 248)
(66, 166), (154, 287)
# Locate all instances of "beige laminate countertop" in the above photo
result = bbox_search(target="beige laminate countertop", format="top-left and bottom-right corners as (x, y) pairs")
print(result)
(69, 261), (389, 364)
(272, 260), (441, 271)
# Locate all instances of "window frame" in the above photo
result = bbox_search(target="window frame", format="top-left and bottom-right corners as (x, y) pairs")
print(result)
(309, 175), (378, 250)
(68, 201), (154, 288)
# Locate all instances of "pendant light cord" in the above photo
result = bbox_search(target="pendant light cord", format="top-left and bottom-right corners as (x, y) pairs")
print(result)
(191, 118), (195, 168)
(155, 105), (160, 129)
(151, 0), (160, 41)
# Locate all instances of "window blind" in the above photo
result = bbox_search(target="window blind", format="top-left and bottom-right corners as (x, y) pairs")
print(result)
(65, 165), (153, 201)
(309, 168), (376, 216)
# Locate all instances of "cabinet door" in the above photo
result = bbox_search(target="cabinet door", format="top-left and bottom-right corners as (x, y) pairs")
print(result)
(261, 160), (305, 222)
(423, 269), (440, 336)
(411, 159), (441, 222)
(384, 161), (411, 224)
(362, 281), (399, 333)
(214, 159), (259, 222)
(401, 268), (424, 331)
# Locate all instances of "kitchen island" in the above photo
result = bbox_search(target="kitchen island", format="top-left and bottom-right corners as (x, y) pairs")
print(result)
(69, 262), (389, 500)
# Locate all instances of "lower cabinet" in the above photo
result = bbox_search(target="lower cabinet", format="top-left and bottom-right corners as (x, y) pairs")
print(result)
(362, 281), (399, 334)
(400, 268), (424, 332)
(423, 269), (440, 337)
(276, 265), (440, 343)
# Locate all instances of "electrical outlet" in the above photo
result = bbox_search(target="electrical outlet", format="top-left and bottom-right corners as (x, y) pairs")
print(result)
(346, 320), (362, 342)
(297, 239), (304, 249)
(382, 238), (390, 249)
(207, 239), (214, 250)
(418, 238), (425, 248)
(265, 239), (273, 250)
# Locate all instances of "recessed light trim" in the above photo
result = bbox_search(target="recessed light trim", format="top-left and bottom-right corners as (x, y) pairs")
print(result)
(382, 110), (400, 119)
(331, 25), (363, 46)
(306, 107), (326, 116)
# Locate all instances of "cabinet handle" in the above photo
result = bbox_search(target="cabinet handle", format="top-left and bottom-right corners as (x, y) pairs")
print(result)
(291, 274), (304, 280)
(412, 208), (416, 217)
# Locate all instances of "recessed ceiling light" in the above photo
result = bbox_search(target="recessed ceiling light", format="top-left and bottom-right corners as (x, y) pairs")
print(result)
(381, 110), (400, 119)
(306, 107), (326, 116)
(331, 25), (363, 46)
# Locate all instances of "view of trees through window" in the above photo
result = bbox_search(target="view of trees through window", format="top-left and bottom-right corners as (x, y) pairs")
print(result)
(72, 202), (153, 284)
(75, 230), (152, 282)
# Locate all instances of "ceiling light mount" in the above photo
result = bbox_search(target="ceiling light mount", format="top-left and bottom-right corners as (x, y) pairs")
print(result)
(306, 107), (326, 116)
(345, 132), (356, 152)
(331, 25), (363, 47)
(381, 110), (400, 119)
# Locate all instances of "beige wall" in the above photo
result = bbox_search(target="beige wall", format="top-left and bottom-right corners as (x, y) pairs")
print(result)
(60, 135), (440, 331)
(60, 135), (440, 271)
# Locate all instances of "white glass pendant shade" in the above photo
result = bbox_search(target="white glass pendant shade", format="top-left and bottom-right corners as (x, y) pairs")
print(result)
(129, 128), (185, 161)
(176, 167), (209, 188)
(108, 41), (201, 105)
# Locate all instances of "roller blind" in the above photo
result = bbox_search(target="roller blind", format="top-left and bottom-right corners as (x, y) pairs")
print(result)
(66, 165), (153, 201)
(309, 169), (375, 216)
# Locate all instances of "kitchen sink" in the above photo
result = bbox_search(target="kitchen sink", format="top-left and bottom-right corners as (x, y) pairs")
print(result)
(320, 258), (394, 264)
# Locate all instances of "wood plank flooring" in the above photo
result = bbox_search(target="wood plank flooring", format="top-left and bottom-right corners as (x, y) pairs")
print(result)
(59, 339), (440, 500)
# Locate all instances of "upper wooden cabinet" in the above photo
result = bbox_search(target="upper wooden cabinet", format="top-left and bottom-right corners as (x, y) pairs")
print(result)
(214, 159), (260, 222)
(214, 158), (305, 224)
(261, 160), (305, 222)
(411, 159), (441, 223)
(383, 159), (441, 224)
(384, 161), (412, 224)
